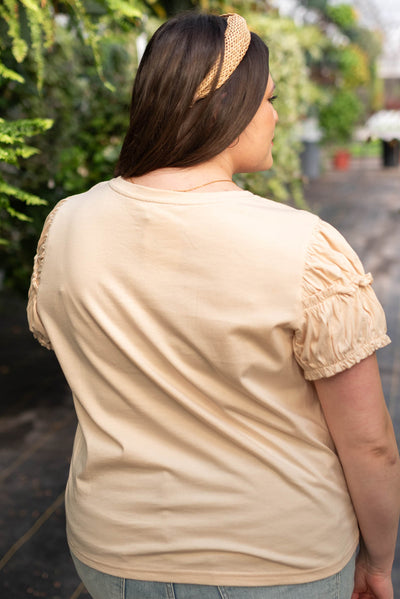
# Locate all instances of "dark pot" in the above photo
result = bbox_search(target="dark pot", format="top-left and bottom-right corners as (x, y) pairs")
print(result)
(382, 139), (400, 167)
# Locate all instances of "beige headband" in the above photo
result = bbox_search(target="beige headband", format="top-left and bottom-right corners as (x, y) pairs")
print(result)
(193, 13), (251, 102)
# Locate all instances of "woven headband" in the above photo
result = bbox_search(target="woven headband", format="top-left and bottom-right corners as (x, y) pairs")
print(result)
(193, 13), (251, 102)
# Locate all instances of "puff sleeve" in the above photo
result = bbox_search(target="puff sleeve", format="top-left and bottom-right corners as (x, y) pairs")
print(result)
(27, 199), (68, 350)
(293, 219), (390, 380)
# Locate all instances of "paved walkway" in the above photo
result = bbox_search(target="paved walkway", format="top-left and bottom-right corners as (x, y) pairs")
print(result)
(1, 157), (399, 598)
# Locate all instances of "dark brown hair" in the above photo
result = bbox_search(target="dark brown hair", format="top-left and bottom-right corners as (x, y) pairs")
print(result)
(115, 13), (269, 177)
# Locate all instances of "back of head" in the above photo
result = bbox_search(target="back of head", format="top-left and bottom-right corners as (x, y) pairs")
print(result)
(115, 12), (270, 177)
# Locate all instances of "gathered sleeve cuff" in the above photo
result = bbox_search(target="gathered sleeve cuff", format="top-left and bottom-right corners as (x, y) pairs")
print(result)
(27, 199), (68, 350)
(293, 219), (390, 380)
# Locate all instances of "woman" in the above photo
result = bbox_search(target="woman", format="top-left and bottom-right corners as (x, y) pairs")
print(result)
(27, 12), (400, 599)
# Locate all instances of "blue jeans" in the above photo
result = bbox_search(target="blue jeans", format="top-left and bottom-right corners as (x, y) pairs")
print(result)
(71, 552), (356, 599)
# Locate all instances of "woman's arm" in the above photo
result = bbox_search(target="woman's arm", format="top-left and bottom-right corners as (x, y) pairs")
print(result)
(314, 354), (400, 599)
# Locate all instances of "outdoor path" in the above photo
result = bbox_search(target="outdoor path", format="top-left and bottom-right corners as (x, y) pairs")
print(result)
(0, 157), (399, 598)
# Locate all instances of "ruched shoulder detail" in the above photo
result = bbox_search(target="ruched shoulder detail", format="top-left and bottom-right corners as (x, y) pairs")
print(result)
(27, 199), (69, 349)
(294, 219), (390, 380)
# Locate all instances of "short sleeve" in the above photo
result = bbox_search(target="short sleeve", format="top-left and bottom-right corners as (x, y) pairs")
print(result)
(293, 219), (390, 380)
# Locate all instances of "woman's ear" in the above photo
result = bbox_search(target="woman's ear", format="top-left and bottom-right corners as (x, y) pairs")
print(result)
(228, 137), (240, 148)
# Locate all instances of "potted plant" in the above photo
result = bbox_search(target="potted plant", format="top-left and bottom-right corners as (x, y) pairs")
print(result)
(366, 110), (400, 168)
(319, 89), (363, 170)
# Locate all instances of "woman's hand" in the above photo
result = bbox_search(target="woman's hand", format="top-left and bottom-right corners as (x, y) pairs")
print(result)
(352, 546), (394, 599)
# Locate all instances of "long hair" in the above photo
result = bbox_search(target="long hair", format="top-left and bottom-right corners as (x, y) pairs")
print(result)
(115, 13), (269, 177)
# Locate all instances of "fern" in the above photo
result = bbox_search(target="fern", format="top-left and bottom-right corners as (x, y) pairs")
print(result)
(106, 0), (143, 19)
(0, 118), (53, 144)
(0, 118), (52, 243)
(0, 179), (48, 206)
(0, 61), (25, 83)
(1, 0), (29, 63)
(1, 1), (143, 92)
(25, 4), (47, 90)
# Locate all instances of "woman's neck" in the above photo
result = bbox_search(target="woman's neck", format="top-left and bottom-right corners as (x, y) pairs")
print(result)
(126, 158), (240, 193)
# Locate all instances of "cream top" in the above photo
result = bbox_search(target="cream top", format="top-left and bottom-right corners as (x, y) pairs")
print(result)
(27, 177), (390, 585)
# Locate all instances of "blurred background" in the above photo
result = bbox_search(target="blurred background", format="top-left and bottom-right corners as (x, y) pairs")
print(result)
(1, 0), (400, 288)
(1, 1), (400, 597)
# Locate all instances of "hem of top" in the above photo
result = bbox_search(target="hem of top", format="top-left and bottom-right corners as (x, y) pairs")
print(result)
(303, 333), (391, 381)
(108, 177), (254, 205)
(68, 538), (358, 587)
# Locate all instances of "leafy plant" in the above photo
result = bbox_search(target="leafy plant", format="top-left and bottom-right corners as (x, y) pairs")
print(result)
(0, 118), (52, 235)
(296, 0), (383, 146)
(319, 88), (363, 144)
(326, 3), (356, 30)
(337, 44), (369, 88)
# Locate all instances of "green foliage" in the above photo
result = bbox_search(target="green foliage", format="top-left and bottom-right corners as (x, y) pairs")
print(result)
(0, 118), (52, 245)
(326, 4), (356, 30)
(348, 139), (380, 159)
(0, 119), (52, 291)
(0, 118), (53, 157)
(337, 44), (369, 88)
(107, 0), (144, 19)
(296, 0), (382, 144)
(0, 62), (24, 83)
(350, 28), (383, 112)
(0, 1), (146, 88)
(319, 89), (363, 144)
(295, 23), (328, 63)
(0, 0), (54, 89)
(370, 62), (384, 112)
(315, 38), (372, 143)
